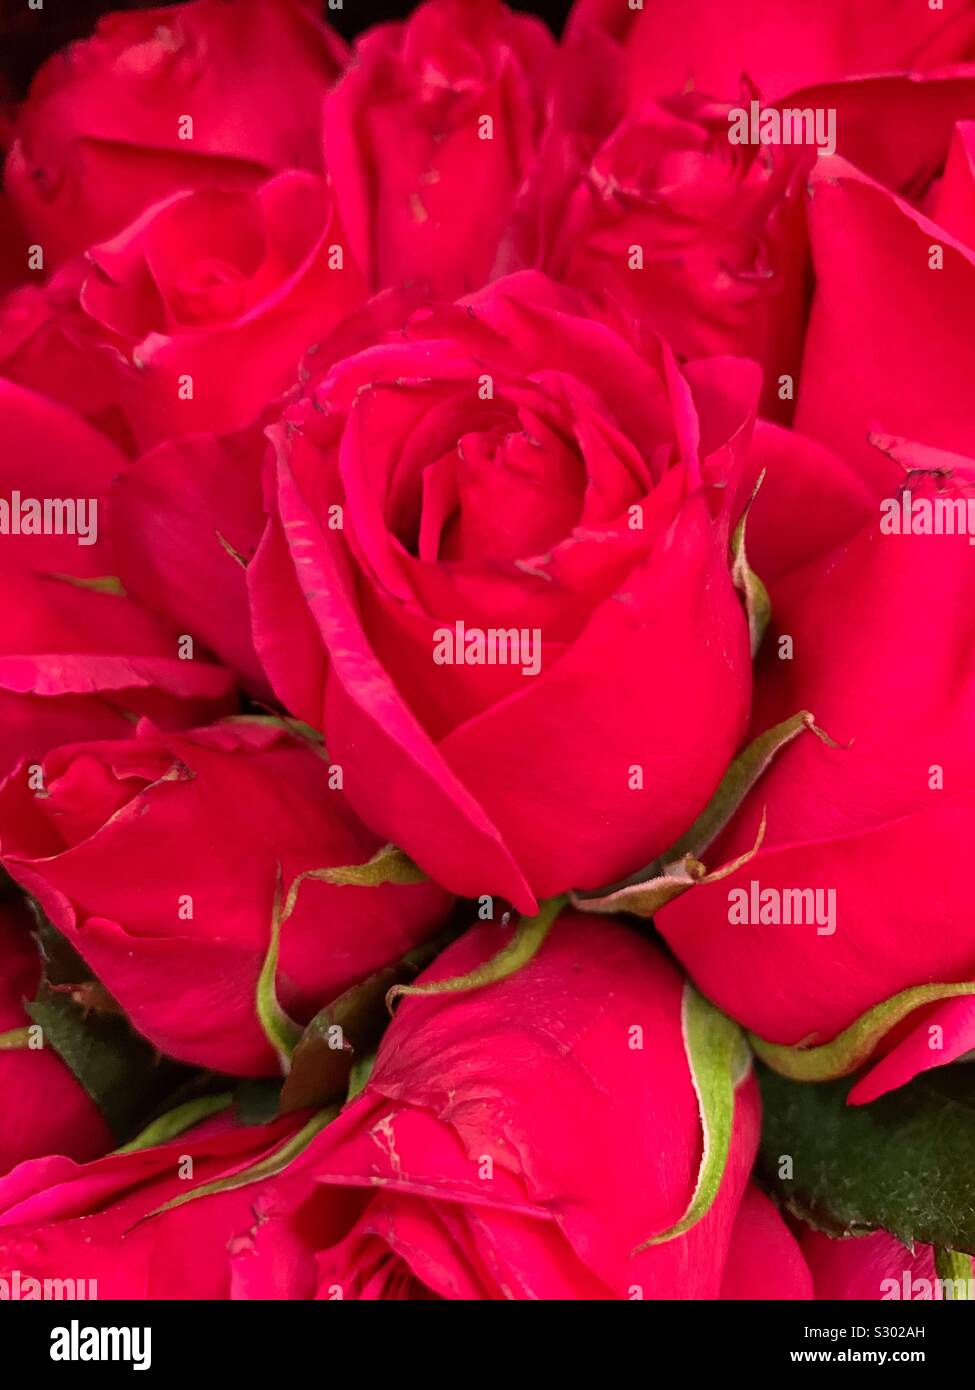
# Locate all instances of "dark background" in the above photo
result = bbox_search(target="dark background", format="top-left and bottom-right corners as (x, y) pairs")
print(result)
(1, 0), (575, 100)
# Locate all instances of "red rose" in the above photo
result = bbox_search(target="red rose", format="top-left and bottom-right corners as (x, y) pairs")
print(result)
(289, 916), (802, 1299)
(2, 172), (367, 451)
(249, 272), (758, 910)
(5, 0), (347, 267)
(0, 719), (450, 1075)
(325, 0), (553, 298)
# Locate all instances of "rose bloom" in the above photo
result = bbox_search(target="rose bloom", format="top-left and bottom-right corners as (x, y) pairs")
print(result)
(0, 720), (450, 1075)
(4, 0), (347, 266)
(324, 0), (553, 298)
(0, 915), (812, 1300)
(249, 271), (759, 910)
(0, 901), (112, 1177)
(0, 171), (366, 451)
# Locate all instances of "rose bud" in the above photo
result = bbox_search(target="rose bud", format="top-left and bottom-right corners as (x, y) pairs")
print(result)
(1, 172), (367, 451)
(567, 0), (975, 106)
(0, 915), (811, 1300)
(656, 456), (975, 1103)
(4, 0), (347, 267)
(0, 719), (451, 1075)
(800, 1228), (973, 1301)
(0, 900), (112, 1177)
(295, 914), (803, 1299)
(324, 0), (553, 298)
(249, 271), (759, 911)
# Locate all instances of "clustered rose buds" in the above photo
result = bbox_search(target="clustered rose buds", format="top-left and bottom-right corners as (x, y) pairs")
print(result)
(1, 0), (974, 1309)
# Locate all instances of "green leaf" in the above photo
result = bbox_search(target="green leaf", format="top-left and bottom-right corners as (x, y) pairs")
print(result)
(750, 980), (975, 1082)
(0, 1027), (32, 1049)
(573, 710), (840, 917)
(731, 470), (771, 657)
(16, 902), (220, 1143)
(757, 1063), (975, 1254)
(634, 985), (751, 1250)
(387, 895), (568, 1009)
(25, 983), (194, 1143)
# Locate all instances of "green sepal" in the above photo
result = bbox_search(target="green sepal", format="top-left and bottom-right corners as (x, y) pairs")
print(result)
(751, 980), (975, 1082)
(634, 985), (750, 1250)
(387, 895), (568, 1009)
(573, 710), (840, 918)
(255, 866), (303, 1067)
(114, 1093), (235, 1155)
(730, 469), (771, 657)
(281, 845), (427, 924)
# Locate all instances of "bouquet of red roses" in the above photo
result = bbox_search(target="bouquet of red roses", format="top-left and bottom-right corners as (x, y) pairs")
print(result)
(1, 0), (974, 1307)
